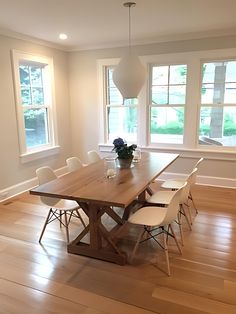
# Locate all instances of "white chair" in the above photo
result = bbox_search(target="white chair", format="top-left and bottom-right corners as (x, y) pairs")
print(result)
(147, 171), (197, 245)
(161, 158), (204, 215)
(36, 166), (86, 243)
(66, 156), (83, 172)
(128, 184), (185, 276)
(87, 150), (101, 164)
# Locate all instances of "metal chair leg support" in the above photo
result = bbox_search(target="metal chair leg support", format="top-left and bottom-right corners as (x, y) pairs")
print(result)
(39, 208), (53, 243)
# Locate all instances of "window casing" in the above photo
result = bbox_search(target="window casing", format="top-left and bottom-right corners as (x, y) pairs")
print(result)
(199, 60), (236, 147)
(105, 67), (138, 143)
(12, 51), (58, 161)
(99, 49), (236, 155)
(149, 64), (187, 145)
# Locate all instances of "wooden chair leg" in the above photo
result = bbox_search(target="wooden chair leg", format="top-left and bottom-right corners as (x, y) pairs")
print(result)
(64, 211), (70, 243)
(186, 202), (193, 225)
(163, 228), (170, 276)
(130, 227), (146, 263)
(180, 204), (192, 231)
(177, 211), (184, 246)
(169, 223), (182, 254)
(39, 208), (52, 243)
(189, 191), (198, 214)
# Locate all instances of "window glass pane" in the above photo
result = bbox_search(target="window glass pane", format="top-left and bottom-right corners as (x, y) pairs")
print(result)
(107, 67), (123, 104)
(124, 98), (138, 105)
(224, 83), (236, 103)
(201, 84), (214, 104)
(107, 107), (137, 142)
(169, 85), (186, 104)
(152, 66), (168, 85)
(20, 65), (30, 86)
(21, 88), (31, 105)
(32, 87), (44, 104)
(152, 86), (168, 104)
(151, 64), (187, 106)
(202, 63), (216, 83)
(30, 66), (43, 87)
(225, 61), (236, 82)
(202, 61), (236, 105)
(150, 107), (184, 144)
(199, 106), (236, 146)
(169, 65), (187, 84)
(108, 87), (122, 104)
(24, 108), (49, 148)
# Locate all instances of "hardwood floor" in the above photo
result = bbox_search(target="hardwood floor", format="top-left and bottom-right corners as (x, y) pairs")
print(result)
(0, 184), (236, 314)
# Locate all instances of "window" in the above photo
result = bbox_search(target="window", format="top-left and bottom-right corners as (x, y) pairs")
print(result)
(150, 64), (187, 144)
(99, 50), (236, 155)
(12, 51), (58, 161)
(199, 60), (236, 147)
(105, 67), (138, 143)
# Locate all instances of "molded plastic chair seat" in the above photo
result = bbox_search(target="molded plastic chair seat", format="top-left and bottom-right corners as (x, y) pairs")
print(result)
(161, 158), (204, 215)
(66, 156), (84, 172)
(146, 174), (196, 245)
(161, 180), (185, 190)
(128, 184), (185, 276)
(148, 190), (176, 204)
(129, 206), (167, 226)
(87, 150), (101, 164)
(36, 166), (86, 243)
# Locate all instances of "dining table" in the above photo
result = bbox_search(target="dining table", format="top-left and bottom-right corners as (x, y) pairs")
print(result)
(30, 152), (179, 265)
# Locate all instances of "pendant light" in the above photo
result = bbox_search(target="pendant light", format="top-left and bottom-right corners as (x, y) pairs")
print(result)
(113, 2), (146, 99)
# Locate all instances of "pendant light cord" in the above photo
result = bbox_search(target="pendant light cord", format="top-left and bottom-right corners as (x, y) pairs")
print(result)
(128, 5), (131, 49)
(124, 2), (136, 52)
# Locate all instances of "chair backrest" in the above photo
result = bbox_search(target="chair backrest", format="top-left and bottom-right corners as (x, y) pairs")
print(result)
(36, 166), (59, 207)
(162, 182), (187, 225)
(188, 167), (198, 187)
(87, 150), (101, 164)
(66, 156), (83, 172)
(179, 167), (198, 204)
(194, 157), (204, 169)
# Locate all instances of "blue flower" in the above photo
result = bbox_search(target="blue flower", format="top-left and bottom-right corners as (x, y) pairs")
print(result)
(112, 137), (137, 159)
(113, 137), (125, 147)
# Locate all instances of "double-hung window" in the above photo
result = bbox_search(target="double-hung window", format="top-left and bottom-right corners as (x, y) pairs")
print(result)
(199, 60), (236, 147)
(12, 51), (58, 161)
(105, 66), (138, 143)
(149, 64), (187, 145)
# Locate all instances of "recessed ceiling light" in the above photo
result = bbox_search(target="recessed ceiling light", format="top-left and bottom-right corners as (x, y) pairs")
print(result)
(59, 33), (68, 40)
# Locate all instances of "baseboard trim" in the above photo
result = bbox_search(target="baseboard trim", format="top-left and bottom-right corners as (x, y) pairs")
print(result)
(1, 168), (235, 202)
(0, 166), (68, 202)
(159, 172), (236, 188)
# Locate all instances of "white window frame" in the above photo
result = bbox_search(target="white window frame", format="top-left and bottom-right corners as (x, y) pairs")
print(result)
(98, 50), (236, 159)
(97, 58), (146, 146)
(12, 50), (59, 163)
(148, 62), (188, 147)
(105, 65), (139, 143)
(199, 58), (236, 150)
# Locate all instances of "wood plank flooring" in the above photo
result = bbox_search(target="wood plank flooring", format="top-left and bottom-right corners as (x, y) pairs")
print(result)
(0, 183), (236, 314)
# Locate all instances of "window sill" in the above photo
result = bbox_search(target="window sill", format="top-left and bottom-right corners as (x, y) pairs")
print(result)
(20, 145), (60, 163)
(98, 143), (236, 161)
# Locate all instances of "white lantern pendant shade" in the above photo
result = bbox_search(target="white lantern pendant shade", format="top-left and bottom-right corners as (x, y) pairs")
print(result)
(113, 50), (146, 99)
(112, 2), (146, 99)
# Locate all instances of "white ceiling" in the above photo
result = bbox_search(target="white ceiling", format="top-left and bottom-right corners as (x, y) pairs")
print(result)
(0, 0), (236, 51)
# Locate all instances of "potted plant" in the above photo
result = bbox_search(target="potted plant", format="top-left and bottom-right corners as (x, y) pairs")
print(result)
(112, 137), (137, 168)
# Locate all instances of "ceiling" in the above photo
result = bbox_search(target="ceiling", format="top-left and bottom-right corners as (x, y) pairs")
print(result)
(0, 0), (236, 51)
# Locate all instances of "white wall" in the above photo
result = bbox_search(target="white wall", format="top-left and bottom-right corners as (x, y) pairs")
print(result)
(68, 35), (236, 184)
(1, 33), (236, 198)
(0, 35), (72, 191)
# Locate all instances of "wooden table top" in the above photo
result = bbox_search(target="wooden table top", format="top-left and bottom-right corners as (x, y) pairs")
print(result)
(30, 152), (179, 208)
